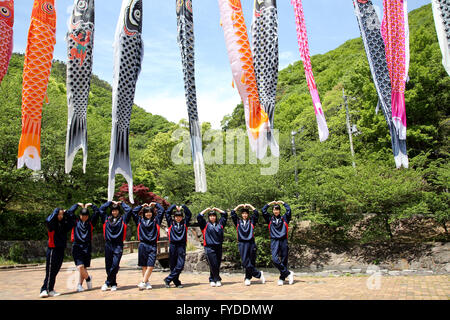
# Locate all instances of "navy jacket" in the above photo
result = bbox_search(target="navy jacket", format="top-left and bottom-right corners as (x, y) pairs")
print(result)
(132, 203), (164, 244)
(46, 204), (78, 249)
(231, 209), (258, 242)
(71, 205), (100, 245)
(165, 205), (192, 244)
(99, 201), (133, 244)
(197, 211), (228, 246)
(262, 203), (292, 240)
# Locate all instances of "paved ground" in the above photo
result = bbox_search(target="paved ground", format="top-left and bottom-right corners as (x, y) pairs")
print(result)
(0, 253), (448, 300)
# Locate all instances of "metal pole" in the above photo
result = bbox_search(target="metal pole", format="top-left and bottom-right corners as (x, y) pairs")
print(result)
(343, 88), (356, 168)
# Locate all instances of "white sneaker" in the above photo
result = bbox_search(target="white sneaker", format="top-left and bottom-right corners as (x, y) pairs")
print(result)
(244, 279), (251, 286)
(86, 276), (93, 290)
(145, 282), (152, 290)
(210, 281), (216, 287)
(111, 285), (117, 291)
(77, 284), (84, 292)
(277, 279), (284, 286)
(215, 281), (222, 287)
(39, 290), (48, 298)
(138, 282), (146, 290)
(260, 271), (266, 284)
(288, 271), (294, 285)
(48, 291), (61, 297)
(101, 283), (110, 291)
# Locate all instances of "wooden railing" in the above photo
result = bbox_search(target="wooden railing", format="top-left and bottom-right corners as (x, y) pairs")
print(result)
(123, 237), (169, 261)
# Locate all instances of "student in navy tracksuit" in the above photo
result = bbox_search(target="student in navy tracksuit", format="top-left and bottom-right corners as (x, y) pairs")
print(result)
(98, 201), (132, 291)
(70, 202), (102, 292)
(131, 202), (164, 290)
(197, 207), (228, 287)
(164, 204), (192, 288)
(40, 204), (78, 298)
(262, 201), (294, 286)
(231, 204), (265, 286)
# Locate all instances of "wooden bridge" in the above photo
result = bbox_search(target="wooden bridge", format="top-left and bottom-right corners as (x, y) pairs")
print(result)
(123, 237), (170, 262)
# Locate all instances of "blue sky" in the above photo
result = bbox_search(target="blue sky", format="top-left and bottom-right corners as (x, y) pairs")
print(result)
(12, 0), (430, 128)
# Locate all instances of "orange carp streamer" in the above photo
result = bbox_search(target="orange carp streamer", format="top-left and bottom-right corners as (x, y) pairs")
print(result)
(17, 0), (56, 171)
(218, 0), (271, 159)
(0, 0), (14, 85)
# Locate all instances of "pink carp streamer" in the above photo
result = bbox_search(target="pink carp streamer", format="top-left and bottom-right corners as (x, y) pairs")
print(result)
(291, 0), (328, 142)
(381, 0), (409, 141)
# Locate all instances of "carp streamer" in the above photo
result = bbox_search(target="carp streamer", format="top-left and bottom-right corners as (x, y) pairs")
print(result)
(218, 0), (271, 159)
(432, 0), (450, 75)
(65, 0), (95, 174)
(17, 0), (56, 171)
(0, 0), (14, 85)
(176, 0), (207, 192)
(353, 0), (408, 168)
(291, 0), (329, 142)
(251, 0), (280, 157)
(108, 0), (144, 203)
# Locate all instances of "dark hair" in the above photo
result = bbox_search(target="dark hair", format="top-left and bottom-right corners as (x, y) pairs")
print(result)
(273, 205), (281, 211)
(80, 208), (89, 216)
(208, 211), (217, 216)
(111, 204), (120, 211)
(142, 207), (151, 214)
(241, 208), (250, 214)
(174, 211), (183, 217)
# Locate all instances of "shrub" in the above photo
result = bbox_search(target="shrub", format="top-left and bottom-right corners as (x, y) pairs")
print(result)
(9, 243), (27, 264)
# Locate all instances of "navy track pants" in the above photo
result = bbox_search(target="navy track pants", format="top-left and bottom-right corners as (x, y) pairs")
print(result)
(166, 243), (186, 285)
(104, 241), (123, 287)
(238, 241), (261, 280)
(40, 247), (65, 293)
(271, 238), (290, 280)
(204, 245), (222, 283)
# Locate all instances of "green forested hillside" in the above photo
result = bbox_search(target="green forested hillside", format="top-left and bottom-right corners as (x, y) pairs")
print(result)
(0, 4), (448, 265)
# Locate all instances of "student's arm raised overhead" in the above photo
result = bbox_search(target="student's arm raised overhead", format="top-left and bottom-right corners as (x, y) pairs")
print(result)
(131, 204), (143, 225)
(120, 201), (133, 224)
(86, 203), (100, 225)
(231, 204), (244, 226)
(154, 203), (165, 225)
(182, 205), (192, 227)
(216, 208), (228, 229)
(65, 203), (80, 230)
(66, 203), (80, 215)
(281, 201), (292, 224)
(247, 204), (259, 226)
(197, 208), (210, 230)
(165, 204), (176, 226)
(98, 201), (112, 224)
(45, 208), (60, 231)
(230, 209), (238, 227)
(262, 203), (272, 224)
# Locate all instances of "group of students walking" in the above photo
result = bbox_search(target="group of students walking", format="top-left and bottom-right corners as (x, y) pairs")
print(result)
(39, 200), (294, 298)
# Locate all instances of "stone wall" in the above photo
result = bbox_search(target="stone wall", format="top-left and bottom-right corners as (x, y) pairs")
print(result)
(288, 241), (450, 274)
(0, 234), (106, 261)
(182, 242), (449, 275)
